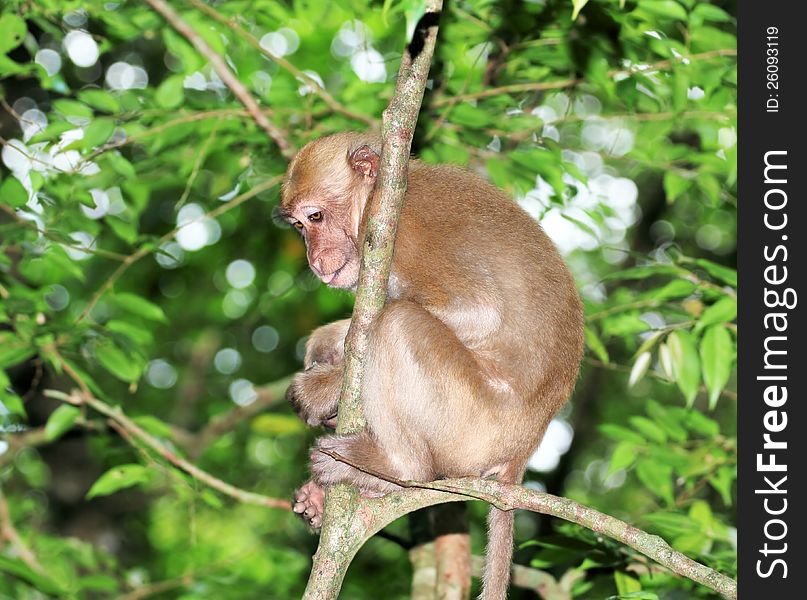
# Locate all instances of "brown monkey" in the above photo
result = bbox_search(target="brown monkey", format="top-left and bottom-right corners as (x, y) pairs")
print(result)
(278, 132), (584, 600)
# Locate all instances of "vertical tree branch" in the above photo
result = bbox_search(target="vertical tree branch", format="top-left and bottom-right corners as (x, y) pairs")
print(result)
(301, 5), (444, 599)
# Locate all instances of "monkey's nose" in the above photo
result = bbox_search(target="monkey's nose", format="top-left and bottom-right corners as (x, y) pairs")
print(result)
(308, 255), (324, 276)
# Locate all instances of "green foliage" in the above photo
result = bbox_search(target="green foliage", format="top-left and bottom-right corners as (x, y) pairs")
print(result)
(1, 0), (735, 598)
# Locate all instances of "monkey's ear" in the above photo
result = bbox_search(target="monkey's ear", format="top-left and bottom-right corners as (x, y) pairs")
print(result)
(349, 145), (380, 183)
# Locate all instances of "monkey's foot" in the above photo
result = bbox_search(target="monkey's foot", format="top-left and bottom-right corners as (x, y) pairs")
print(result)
(292, 480), (326, 528)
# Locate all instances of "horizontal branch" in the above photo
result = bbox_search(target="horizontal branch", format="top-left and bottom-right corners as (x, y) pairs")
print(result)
(321, 449), (737, 599)
(185, 376), (291, 455)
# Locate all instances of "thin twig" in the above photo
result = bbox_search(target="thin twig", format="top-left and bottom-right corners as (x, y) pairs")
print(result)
(0, 204), (128, 261)
(44, 347), (290, 511)
(0, 488), (45, 574)
(176, 117), (223, 209)
(184, 0), (376, 128)
(434, 49), (737, 106)
(46, 386), (290, 511)
(84, 108), (251, 163)
(75, 175), (281, 323)
(119, 575), (194, 600)
(144, 0), (294, 158)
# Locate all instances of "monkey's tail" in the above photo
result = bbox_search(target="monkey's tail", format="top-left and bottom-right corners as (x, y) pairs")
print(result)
(480, 460), (525, 600)
(480, 506), (515, 600)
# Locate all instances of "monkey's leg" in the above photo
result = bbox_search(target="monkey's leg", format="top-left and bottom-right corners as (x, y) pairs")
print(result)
(310, 431), (414, 493)
(363, 300), (508, 478)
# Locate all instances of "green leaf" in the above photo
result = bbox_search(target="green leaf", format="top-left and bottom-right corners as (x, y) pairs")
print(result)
(680, 409), (719, 437)
(642, 279), (695, 301)
(0, 14), (26, 54)
(561, 213), (598, 241)
(110, 292), (168, 323)
(45, 404), (81, 441)
(668, 330), (701, 407)
(450, 103), (492, 128)
(636, 0), (688, 20)
(78, 89), (121, 113)
(629, 416), (668, 443)
(0, 388), (26, 417)
(600, 424), (645, 445)
(645, 400), (687, 441)
(0, 556), (65, 595)
(700, 326), (733, 409)
(695, 297), (737, 332)
(614, 570), (641, 595)
(644, 512), (699, 535)
(0, 336), (36, 369)
(608, 441), (637, 476)
(697, 173), (721, 205)
(584, 326), (609, 363)
(691, 258), (737, 287)
(571, 0), (590, 20)
(0, 176), (28, 208)
(132, 415), (173, 438)
(86, 464), (150, 499)
(636, 461), (674, 505)
(663, 171), (693, 202)
(80, 118), (116, 150)
(709, 466), (736, 506)
(692, 4), (732, 23)
(602, 264), (685, 281)
(95, 339), (142, 382)
(106, 319), (154, 346)
(52, 99), (94, 119)
(155, 75), (185, 108)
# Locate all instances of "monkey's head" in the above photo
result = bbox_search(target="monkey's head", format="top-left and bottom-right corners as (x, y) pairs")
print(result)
(279, 133), (381, 289)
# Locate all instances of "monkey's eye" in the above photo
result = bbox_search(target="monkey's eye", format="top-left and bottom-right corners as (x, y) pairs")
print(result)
(293, 221), (304, 230)
(308, 211), (323, 222)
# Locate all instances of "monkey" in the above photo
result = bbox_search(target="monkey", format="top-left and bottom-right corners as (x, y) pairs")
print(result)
(278, 132), (584, 600)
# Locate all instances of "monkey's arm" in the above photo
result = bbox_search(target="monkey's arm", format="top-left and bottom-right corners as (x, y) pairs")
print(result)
(303, 318), (351, 368)
(287, 319), (351, 428)
(287, 363), (342, 428)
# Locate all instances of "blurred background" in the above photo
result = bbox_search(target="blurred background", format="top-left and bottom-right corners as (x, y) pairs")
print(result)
(0, 0), (736, 598)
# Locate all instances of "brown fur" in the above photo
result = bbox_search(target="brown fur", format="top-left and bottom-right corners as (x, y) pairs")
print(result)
(282, 133), (584, 600)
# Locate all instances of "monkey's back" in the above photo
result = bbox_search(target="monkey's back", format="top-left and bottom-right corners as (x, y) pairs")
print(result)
(391, 162), (584, 431)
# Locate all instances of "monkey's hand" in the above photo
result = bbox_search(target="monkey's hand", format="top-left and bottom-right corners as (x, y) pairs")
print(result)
(292, 480), (326, 528)
(286, 363), (342, 428)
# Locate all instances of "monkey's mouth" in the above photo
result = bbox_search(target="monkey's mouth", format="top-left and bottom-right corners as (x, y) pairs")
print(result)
(320, 263), (347, 286)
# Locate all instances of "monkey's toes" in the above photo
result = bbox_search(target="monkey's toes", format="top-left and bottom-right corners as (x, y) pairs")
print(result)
(292, 480), (325, 528)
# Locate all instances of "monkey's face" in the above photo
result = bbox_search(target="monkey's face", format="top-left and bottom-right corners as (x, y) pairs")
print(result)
(282, 203), (361, 289)
(279, 133), (381, 290)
